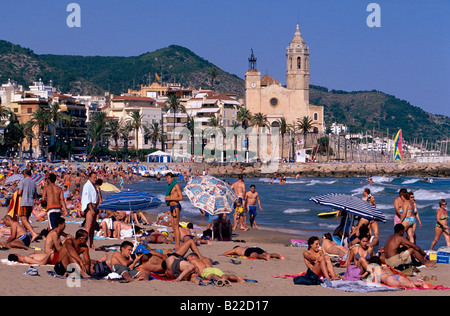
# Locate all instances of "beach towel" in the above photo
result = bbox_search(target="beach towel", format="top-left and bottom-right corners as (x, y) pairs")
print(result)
(81, 180), (97, 213)
(386, 265), (450, 290)
(321, 280), (401, 292)
(7, 192), (21, 221)
(293, 269), (323, 286)
(165, 179), (177, 205)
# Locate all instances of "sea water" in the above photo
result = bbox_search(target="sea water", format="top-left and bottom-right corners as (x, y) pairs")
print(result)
(120, 175), (450, 250)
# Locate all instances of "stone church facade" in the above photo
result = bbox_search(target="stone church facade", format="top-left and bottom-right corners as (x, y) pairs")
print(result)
(245, 24), (324, 135)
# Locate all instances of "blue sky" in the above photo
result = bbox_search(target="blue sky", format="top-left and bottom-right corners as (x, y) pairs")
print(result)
(1, 0), (449, 116)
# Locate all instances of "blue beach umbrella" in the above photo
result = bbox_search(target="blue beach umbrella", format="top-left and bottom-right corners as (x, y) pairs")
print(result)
(98, 190), (161, 212)
(309, 193), (387, 223)
(5, 174), (24, 185)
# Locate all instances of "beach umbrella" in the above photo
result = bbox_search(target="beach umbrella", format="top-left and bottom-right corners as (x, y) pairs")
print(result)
(98, 190), (162, 243)
(30, 173), (45, 186)
(309, 193), (387, 223)
(183, 176), (237, 216)
(100, 182), (121, 193)
(5, 174), (24, 185)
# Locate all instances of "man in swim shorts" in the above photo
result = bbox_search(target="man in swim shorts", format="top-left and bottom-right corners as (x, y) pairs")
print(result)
(244, 185), (262, 229)
(384, 224), (434, 268)
(110, 241), (150, 282)
(0, 215), (32, 249)
(42, 173), (67, 230)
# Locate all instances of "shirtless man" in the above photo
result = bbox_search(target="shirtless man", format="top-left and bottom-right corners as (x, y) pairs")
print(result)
(224, 246), (285, 261)
(231, 174), (247, 226)
(0, 215), (32, 250)
(44, 217), (71, 265)
(393, 188), (408, 226)
(164, 172), (183, 249)
(53, 229), (92, 278)
(186, 253), (244, 284)
(7, 251), (54, 265)
(42, 173), (67, 230)
(384, 224), (434, 268)
(244, 184), (262, 229)
(74, 173), (82, 191)
(110, 241), (150, 282)
(303, 236), (339, 280)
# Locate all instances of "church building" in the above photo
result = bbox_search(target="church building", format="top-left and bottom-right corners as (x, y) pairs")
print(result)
(245, 24), (324, 134)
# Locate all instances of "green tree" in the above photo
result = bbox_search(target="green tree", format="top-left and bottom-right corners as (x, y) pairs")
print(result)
(88, 111), (108, 158)
(107, 119), (123, 161)
(165, 94), (185, 155)
(30, 108), (51, 157)
(129, 110), (144, 158)
(250, 112), (270, 160)
(208, 67), (218, 90)
(276, 117), (290, 160)
(297, 116), (313, 148)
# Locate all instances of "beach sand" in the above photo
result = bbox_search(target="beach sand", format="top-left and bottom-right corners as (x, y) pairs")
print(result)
(1, 206), (449, 299)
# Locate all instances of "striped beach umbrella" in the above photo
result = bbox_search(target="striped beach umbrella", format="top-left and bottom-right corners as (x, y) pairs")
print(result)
(309, 193), (387, 223)
(98, 190), (161, 212)
(30, 173), (45, 186)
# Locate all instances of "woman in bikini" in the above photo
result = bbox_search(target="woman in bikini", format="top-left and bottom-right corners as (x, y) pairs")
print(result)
(345, 235), (374, 276)
(430, 199), (450, 250)
(321, 233), (348, 257)
(303, 236), (340, 280)
(407, 192), (422, 244)
(399, 191), (416, 243)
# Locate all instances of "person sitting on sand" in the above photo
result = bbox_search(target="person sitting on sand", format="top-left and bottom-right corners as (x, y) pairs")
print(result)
(322, 233), (348, 257)
(365, 256), (432, 289)
(0, 215), (32, 250)
(384, 224), (434, 268)
(344, 234), (374, 276)
(44, 217), (72, 265)
(224, 246), (285, 261)
(53, 229), (92, 278)
(303, 236), (340, 280)
(186, 253), (245, 284)
(110, 241), (150, 283)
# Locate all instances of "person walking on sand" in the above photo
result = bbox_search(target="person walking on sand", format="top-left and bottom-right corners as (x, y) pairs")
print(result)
(165, 172), (183, 249)
(231, 174), (246, 225)
(393, 188), (408, 226)
(17, 169), (38, 242)
(430, 199), (450, 251)
(245, 184), (262, 229)
(42, 173), (68, 231)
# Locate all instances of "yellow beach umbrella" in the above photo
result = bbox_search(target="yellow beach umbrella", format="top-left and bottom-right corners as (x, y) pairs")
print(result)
(100, 182), (121, 193)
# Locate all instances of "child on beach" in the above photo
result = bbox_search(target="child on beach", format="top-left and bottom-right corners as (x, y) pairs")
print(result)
(232, 199), (248, 231)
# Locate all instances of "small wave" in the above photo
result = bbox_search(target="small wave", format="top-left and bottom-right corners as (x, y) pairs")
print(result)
(283, 208), (311, 214)
(413, 189), (450, 201)
(351, 185), (385, 195)
(402, 179), (420, 185)
(306, 180), (337, 186)
(371, 176), (394, 183)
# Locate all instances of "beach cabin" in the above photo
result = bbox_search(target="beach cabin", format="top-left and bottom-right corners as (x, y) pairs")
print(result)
(147, 151), (172, 163)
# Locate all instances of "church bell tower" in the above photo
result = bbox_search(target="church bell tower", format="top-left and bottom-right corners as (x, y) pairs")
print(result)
(286, 24), (309, 94)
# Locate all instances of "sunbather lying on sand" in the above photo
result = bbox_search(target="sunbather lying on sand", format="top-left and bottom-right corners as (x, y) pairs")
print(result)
(224, 246), (285, 260)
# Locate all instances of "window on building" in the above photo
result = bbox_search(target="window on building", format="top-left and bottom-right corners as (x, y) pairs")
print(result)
(27, 108), (32, 114)
(297, 57), (301, 69)
(313, 112), (318, 121)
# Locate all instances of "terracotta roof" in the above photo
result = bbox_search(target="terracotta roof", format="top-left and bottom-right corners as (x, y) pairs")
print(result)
(261, 74), (281, 86)
(112, 96), (156, 102)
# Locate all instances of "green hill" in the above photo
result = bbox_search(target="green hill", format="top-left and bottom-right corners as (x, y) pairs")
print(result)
(0, 40), (448, 146)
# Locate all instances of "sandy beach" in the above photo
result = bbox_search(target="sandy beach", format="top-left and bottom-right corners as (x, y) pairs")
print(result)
(1, 204), (450, 300)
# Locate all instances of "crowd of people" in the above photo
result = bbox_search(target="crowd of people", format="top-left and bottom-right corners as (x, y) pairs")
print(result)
(303, 186), (447, 288)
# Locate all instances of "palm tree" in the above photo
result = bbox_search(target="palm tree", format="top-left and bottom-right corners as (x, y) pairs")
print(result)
(30, 108), (51, 158)
(88, 111), (108, 158)
(250, 112), (270, 160)
(208, 116), (223, 157)
(237, 107), (252, 157)
(208, 67), (218, 90)
(60, 113), (77, 160)
(165, 94), (185, 155)
(276, 117), (290, 161)
(184, 116), (196, 155)
(145, 122), (163, 149)
(297, 116), (314, 148)
(120, 121), (133, 160)
(107, 119), (122, 161)
(129, 110), (144, 159)
(49, 103), (64, 152)
(22, 121), (35, 159)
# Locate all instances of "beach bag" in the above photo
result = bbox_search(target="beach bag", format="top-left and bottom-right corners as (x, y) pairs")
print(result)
(343, 264), (361, 281)
(92, 261), (112, 278)
(293, 268), (323, 285)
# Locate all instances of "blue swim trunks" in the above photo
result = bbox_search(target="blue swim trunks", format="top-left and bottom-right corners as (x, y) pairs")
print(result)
(248, 205), (257, 216)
